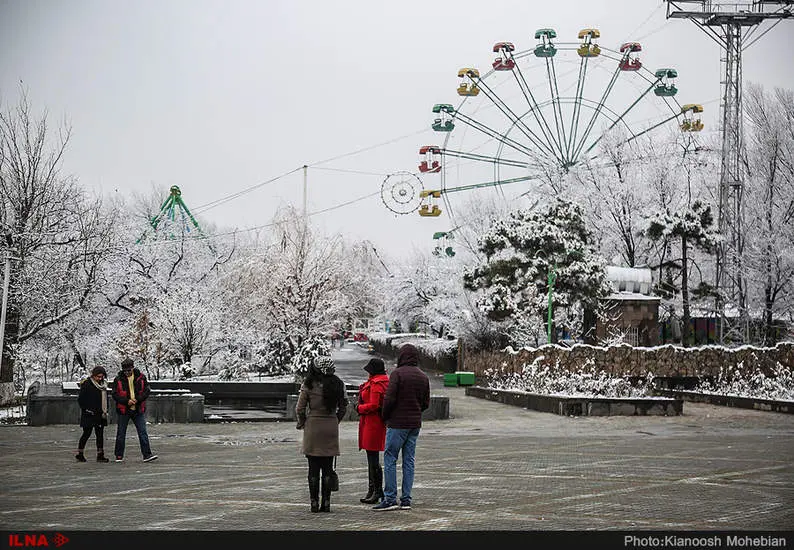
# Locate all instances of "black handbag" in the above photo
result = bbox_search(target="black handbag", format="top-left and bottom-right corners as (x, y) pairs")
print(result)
(329, 457), (339, 492)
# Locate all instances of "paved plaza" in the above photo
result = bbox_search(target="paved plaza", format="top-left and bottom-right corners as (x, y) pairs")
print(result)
(1, 346), (793, 538)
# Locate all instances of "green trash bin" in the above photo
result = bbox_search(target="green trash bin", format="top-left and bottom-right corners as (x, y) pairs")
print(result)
(443, 373), (459, 387)
(456, 371), (476, 386)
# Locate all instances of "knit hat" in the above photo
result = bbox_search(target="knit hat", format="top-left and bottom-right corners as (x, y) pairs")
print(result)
(397, 343), (419, 367)
(121, 358), (134, 372)
(91, 366), (107, 377)
(313, 356), (335, 375)
(363, 358), (385, 375)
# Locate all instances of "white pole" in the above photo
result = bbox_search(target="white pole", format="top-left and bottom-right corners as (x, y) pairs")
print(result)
(0, 255), (11, 371)
(302, 164), (308, 225)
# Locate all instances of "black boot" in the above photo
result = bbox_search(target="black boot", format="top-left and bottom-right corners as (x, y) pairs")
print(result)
(320, 475), (332, 512)
(362, 465), (384, 504)
(75, 451), (87, 462)
(96, 451), (109, 463)
(359, 462), (375, 503)
(308, 476), (320, 513)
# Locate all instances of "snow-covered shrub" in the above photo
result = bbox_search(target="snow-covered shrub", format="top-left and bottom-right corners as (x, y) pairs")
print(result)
(413, 338), (457, 361)
(367, 332), (427, 347)
(218, 364), (250, 381)
(484, 356), (656, 397)
(694, 362), (794, 401)
(215, 349), (251, 381)
(253, 337), (294, 377)
(178, 362), (196, 380)
(291, 334), (332, 381)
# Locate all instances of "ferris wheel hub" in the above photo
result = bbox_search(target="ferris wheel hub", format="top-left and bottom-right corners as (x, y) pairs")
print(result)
(381, 172), (424, 215)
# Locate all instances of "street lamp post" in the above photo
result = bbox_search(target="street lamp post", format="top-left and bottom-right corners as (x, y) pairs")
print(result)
(547, 262), (556, 344)
(0, 254), (13, 371)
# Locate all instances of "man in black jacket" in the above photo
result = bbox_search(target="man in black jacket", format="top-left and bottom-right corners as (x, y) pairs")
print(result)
(111, 358), (158, 463)
(372, 343), (429, 511)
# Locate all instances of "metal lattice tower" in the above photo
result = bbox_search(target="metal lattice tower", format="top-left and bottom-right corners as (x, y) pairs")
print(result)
(665, 1), (792, 343)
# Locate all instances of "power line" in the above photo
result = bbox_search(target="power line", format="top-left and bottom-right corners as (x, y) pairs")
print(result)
(310, 166), (390, 177)
(191, 167), (302, 214)
(308, 128), (430, 167)
(188, 127), (428, 217)
(621, 3), (666, 43)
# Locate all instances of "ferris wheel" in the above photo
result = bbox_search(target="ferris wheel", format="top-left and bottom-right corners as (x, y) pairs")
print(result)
(382, 27), (704, 224)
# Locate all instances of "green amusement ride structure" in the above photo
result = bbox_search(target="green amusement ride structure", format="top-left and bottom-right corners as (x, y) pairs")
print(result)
(136, 185), (214, 252)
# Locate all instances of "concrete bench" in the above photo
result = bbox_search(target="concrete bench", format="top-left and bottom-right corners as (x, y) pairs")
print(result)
(25, 390), (205, 426)
(465, 386), (682, 416)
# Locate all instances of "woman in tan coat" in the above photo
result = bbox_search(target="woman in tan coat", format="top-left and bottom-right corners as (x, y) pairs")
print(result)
(296, 356), (348, 512)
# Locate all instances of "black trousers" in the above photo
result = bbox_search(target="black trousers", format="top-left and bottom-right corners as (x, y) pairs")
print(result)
(78, 425), (105, 450)
(366, 449), (380, 469)
(306, 455), (334, 479)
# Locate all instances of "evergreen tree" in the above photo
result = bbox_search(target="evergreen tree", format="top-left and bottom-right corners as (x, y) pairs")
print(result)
(646, 200), (720, 346)
(463, 199), (611, 345)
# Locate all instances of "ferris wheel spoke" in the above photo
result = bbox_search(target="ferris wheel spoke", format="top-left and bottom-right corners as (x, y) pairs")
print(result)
(622, 111), (682, 145)
(473, 76), (562, 162)
(510, 64), (568, 164)
(545, 59), (571, 165)
(567, 29), (604, 163)
(581, 77), (662, 157)
(453, 111), (543, 161)
(441, 148), (544, 170)
(570, 53), (627, 162)
(442, 173), (545, 195)
(566, 57), (591, 164)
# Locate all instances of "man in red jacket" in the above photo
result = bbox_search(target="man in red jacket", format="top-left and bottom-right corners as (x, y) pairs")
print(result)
(111, 358), (158, 463)
(372, 343), (430, 511)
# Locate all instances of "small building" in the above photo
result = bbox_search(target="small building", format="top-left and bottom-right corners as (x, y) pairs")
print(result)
(595, 266), (660, 347)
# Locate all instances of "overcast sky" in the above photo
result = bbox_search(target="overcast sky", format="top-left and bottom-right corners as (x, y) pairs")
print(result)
(1, 0), (791, 263)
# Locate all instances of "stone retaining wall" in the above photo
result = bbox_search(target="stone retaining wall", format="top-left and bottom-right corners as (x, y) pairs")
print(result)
(462, 342), (794, 380)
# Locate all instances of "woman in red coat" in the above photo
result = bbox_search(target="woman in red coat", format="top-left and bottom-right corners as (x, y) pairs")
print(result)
(356, 358), (389, 504)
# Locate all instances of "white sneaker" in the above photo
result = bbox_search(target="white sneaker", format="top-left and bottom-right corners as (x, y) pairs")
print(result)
(115, 456), (124, 463)
(143, 454), (158, 462)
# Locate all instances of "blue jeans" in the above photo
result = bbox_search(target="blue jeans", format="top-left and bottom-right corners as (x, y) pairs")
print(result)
(114, 412), (152, 458)
(383, 427), (420, 505)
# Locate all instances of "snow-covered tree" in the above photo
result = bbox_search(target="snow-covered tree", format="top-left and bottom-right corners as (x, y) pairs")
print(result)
(463, 199), (611, 346)
(291, 334), (331, 382)
(743, 83), (794, 344)
(0, 89), (119, 403)
(92, 185), (235, 378)
(646, 199), (720, 346)
(381, 248), (456, 337)
(148, 282), (224, 374)
(574, 129), (658, 267)
(217, 206), (377, 376)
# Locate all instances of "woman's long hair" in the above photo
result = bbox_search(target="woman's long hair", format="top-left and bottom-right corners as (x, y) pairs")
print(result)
(306, 367), (345, 413)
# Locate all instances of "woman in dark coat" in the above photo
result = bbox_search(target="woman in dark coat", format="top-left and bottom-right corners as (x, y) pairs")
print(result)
(296, 356), (348, 513)
(356, 358), (389, 504)
(75, 366), (110, 463)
